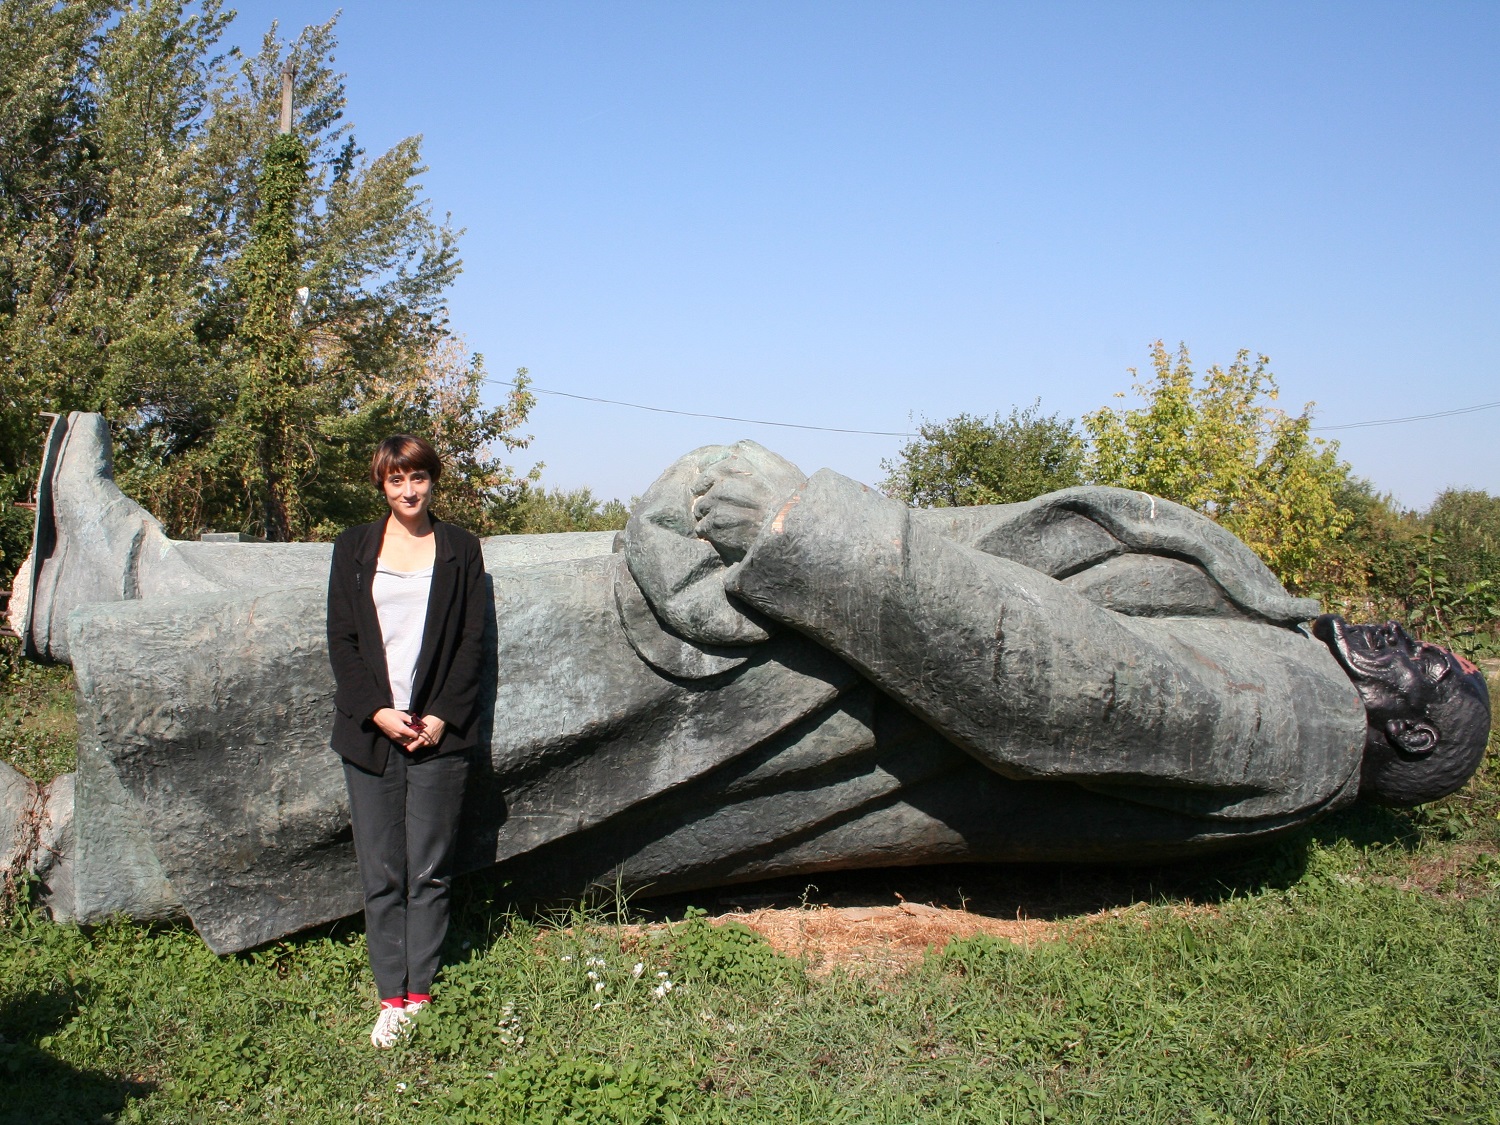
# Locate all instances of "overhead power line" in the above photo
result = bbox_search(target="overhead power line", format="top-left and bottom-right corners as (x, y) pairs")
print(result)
(488, 378), (1500, 438)
(487, 378), (915, 437)
(1309, 399), (1500, 431)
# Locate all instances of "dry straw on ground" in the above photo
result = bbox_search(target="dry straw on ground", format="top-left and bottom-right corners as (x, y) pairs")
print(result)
(714, 901), (1058, 974)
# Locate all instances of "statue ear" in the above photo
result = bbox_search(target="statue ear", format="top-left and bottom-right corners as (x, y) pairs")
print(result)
(1384, 717), (1440, 756)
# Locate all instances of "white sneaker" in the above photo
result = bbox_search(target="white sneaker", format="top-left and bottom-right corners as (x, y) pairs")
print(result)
(404, 999), (428, 1015)
(370, 1005), (411, 1048)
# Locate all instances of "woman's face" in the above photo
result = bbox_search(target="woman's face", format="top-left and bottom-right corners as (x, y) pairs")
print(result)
(382, 467), (434, 521)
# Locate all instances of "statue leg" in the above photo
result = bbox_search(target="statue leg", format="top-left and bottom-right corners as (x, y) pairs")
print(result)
(13, 413), (172, 663)
(12, 412), (334, 664)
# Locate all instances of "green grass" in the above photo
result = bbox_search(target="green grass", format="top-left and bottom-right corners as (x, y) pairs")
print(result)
(1, 658), (1497, 1124)
(0, 640), (76, 782)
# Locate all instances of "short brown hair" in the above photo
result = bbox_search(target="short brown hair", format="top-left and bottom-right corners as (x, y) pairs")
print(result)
(371, 434), (442, 487)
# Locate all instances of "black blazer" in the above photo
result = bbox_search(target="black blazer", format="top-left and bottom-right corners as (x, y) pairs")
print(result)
(326, 514), (488, 774)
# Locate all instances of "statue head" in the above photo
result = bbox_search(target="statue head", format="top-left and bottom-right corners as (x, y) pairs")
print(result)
(1312, 615), (1491, 807)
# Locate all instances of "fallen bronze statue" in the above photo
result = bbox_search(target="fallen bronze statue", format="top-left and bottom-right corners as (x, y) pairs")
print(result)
(1, 412), (1490, 953)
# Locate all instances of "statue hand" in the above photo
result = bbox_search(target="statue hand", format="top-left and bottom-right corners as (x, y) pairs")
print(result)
(691, 454), (799, 563)
(622, 439), (804, 648)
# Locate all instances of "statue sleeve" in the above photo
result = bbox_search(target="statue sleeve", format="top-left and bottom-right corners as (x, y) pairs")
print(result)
(730, 470), (1364, 820)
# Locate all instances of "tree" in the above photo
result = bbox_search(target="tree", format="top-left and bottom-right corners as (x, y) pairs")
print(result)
(1084, 341), (1353, 593)
(1313, 476), (1421, 617)
(362, 352), (541, 539)
(880, 401), (1084, 507)
(504, 484), (630, 535)
(0, 2), (535, 565)
(1, 0), (227, 574)
(229, 129), (313, 541)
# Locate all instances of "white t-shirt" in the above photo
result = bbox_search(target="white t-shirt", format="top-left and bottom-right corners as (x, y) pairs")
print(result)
(372, 561), (433, 711)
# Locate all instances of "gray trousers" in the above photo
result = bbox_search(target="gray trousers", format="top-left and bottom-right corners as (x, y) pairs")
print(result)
(343, 750), (469, 1001)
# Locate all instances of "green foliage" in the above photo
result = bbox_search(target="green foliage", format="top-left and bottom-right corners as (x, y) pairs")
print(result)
(0, 0), (229, 572)
(5, 828), (1500, 1123)
(1322, 483), (1500, 658)
(425, 1057), (693, 1125)
(0, 1), (536, 567)
(863, 337), (1495, 649)
(402, 954), (526, 1060)
(170, 1030), (272, 1103)
(1430, 490), (1500, 577)
(0, 472), (32, 589)
(0, 721), (1499, 1125)
(1419, 491), (1500, 656)
(1412, 528), (1499, 658)
(881, 401), (1084, 507)
(668, 906), (802, 995)
(1316, 475), (1424, 618)
(0, 638), (76, 781)
(227, 130), (313, 540)
(503, 483), (631, 535)
(1084, 341), (1353, 593)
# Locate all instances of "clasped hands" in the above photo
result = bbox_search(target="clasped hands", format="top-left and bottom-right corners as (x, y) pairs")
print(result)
(373, 707), (447, 752)
(690, 453), (798, 566)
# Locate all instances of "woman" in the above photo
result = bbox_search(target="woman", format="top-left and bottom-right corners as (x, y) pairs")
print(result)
(326, 435), (488, 1048)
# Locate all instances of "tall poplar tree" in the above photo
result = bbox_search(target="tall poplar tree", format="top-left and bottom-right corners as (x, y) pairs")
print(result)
(232, 129), (312, 540)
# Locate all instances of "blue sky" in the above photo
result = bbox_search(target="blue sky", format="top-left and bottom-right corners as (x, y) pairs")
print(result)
(223, 2), (1499, 507)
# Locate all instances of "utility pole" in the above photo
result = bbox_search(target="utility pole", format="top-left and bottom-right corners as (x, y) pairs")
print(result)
(278, 60), (295, 133)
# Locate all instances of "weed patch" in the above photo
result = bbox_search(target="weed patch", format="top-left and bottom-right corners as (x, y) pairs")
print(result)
(669, 907), (803, 995)
(423, 1056), (695, 1124)
(0, 640), (76, 783)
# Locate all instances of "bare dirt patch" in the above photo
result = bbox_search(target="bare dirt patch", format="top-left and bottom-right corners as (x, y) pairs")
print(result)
(1370, 841), (1500, 899)
(711, 901), (1060, 974)
(626, 861), (1249, 973)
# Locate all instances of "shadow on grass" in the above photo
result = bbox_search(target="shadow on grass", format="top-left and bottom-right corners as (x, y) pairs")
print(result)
(537, 801), (1436, 930)
(212, 800), (1441, 968)
(0, 989), (153, 1125)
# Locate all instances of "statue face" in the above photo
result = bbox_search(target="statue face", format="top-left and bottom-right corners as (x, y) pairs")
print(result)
(1316, 619), (1455, 727)
(1313, 615), (1491, 806)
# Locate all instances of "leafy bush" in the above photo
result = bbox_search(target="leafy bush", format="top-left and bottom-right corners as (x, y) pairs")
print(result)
(1325, 485), (1499, 658)
(881, 401), (1084, 507)
(1083, 341), (1352, 593)
(1417, 491), (1500, 656)
(503, 485), (631, 534)
(667, 907), (802, 994)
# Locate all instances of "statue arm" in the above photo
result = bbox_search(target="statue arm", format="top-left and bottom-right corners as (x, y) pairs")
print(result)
(729, 470), (1362, 817)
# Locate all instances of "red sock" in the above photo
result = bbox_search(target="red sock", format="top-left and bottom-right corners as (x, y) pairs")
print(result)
(406, 992), (431, 1005)
(380, 996), (406, 1010)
